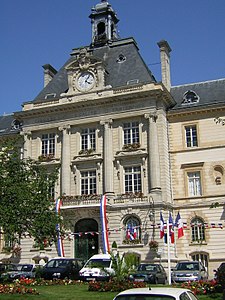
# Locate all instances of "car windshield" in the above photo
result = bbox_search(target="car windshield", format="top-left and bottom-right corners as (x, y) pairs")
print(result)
(86, 259), (111, 268)
(21, 265), (33, 272)
(50, 260), (70, 268)
(138, 265), (157, 272)
(8, 264), (19, 271)
(115, 295), (175, 300)
(176, 262), (199, 271)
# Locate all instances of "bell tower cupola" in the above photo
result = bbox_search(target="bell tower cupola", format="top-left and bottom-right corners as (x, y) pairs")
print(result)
(89, 0), (119, 47)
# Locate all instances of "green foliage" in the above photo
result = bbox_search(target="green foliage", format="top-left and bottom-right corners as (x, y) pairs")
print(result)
(110, 252), (139, 282)
(0, 138), (61, 248)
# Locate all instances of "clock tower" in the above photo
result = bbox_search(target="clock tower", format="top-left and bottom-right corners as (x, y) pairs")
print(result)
(89, 0), (119, 46)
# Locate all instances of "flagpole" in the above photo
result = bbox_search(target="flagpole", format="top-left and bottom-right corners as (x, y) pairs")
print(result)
(167, 219), (171, 285)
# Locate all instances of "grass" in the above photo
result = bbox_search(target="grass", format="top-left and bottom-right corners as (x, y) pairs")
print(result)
(0, 283), (222, 300)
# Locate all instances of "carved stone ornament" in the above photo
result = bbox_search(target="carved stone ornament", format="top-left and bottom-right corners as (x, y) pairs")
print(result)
(78, 48), (91, 70)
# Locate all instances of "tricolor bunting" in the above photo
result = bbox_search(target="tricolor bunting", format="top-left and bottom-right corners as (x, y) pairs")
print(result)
(55, 198), (65, 257)
(100, 195), (110, 254)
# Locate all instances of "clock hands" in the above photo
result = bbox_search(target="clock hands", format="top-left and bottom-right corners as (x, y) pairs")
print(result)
(85, 74), (92, 84)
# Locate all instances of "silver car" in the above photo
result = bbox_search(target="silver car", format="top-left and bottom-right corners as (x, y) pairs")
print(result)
(172, 261), (208, 283)
(113, 287), (199, 300)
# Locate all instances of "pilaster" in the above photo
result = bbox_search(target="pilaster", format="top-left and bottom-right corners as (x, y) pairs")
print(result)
(58, 125), (71, 196)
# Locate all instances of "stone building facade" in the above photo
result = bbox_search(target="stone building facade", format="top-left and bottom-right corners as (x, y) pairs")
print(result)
(0, 1), (225, 278)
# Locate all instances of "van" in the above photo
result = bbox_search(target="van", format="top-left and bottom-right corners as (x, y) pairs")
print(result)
(41, 258), (84, 280)
(79, 253), (114, 281)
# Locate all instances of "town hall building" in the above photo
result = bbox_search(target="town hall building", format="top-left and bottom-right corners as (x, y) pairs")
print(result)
(1, 0), (225, 278)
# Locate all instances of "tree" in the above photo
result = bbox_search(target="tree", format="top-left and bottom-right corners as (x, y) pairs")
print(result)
(0, 137), (62, 250)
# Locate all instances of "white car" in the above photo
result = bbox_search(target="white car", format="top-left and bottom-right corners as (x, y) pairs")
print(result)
(79, 253), (114, 281)
(113, 287), (199, 300)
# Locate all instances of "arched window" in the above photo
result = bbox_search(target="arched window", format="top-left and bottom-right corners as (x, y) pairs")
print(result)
(191, 217), (205, 242)
(97, 22), (105, 35)
(123, 216), (141, 244)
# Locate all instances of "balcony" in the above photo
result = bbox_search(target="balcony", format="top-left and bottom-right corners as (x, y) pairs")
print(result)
(61, 193), (149, 209)
(61, 194), (101, 208)
(113, 193), (149, 206)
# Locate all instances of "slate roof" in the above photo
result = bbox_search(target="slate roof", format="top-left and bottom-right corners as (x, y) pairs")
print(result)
(0, 114), (21, 137)
(170, 78), (225, 111)
(32, 38), (156, 103)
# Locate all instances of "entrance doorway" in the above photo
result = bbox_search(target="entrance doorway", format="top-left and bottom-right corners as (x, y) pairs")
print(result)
(74, 219), (99, 261)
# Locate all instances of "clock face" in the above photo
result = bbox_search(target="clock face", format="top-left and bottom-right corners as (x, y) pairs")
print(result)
(77, 72), (95, 92)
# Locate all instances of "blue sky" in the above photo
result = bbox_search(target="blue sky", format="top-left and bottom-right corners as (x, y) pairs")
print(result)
(1, 0), (225, 115)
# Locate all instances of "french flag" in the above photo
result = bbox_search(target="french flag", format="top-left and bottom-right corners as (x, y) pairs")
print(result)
(169, 213), (175, 244)
(160, 212), (165, 239)
(175, 212), (184, 239)
(126, 225), (136, 240)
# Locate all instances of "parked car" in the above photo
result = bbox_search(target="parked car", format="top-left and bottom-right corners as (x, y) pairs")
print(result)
(0, 264), (41, 282)
(113, 287), (199, 300)
(41, 258), (84, 280)
(171, 261), (208, 283)
(79, 253), (114, 281)
(129, 263), (167, 284)
(0, 264), (18, 280)
(214, 262), (225, 287)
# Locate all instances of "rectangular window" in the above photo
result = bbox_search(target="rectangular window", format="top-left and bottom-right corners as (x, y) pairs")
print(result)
(81, 128), (96, 151)
(41, 133), (55, 156)
(185, 125), (198, 147)
(123, 122), (139, 145)
(81, 170), (96, 195)
(124, 166), (141, 193)
(187, 171), (202, 196)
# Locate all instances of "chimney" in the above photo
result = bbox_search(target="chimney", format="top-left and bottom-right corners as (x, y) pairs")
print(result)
(157, 40), (172, 91)
(42, 64), (57, 87)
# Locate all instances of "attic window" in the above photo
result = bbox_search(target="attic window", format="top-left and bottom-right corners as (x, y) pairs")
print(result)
(117, 54), (126, 63)
(127, 79), (139, 85)
(11, 119), (22, 130)
(182, 90), (200, 105)
(45, 93), (56, 99)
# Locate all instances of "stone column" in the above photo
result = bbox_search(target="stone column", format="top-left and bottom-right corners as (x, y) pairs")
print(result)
(20, 130), (32, 159)
(59, 125), (71, 196)
(145, 112), (161, 192)
(100, 119), (114, 195)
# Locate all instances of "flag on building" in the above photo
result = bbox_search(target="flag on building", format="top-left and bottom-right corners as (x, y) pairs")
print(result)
(169, 212), (175, 244)
(55, 198), (65, 257)
(175, 212), (184, 238)
(160, 212), (165, 239)
(126, 224), (137, 240)
(100, 195), (110, 254)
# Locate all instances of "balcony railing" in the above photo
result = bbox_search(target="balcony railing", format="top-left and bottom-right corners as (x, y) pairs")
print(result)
(62, 195), (101, 207)
(61, 193), (149, 208)
(113, 193), (148, 205)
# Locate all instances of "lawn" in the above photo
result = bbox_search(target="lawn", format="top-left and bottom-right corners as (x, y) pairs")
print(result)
(0, 284), (222, 300)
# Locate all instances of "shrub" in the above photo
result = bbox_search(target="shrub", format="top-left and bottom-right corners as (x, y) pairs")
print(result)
(88, 279), (147, 292)
(175, 279), (222, 295)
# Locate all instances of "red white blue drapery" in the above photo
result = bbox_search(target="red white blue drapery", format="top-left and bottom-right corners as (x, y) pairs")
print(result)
(100, 195), (110, 254)
(55, 198), (65, 257)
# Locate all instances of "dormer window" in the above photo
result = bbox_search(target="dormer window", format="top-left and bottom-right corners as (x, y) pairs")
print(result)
(182, 90), (200, 105)
(11, 119), (22, 130)
(45, 93), (56, 99)
(117, 54), (126, 63)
